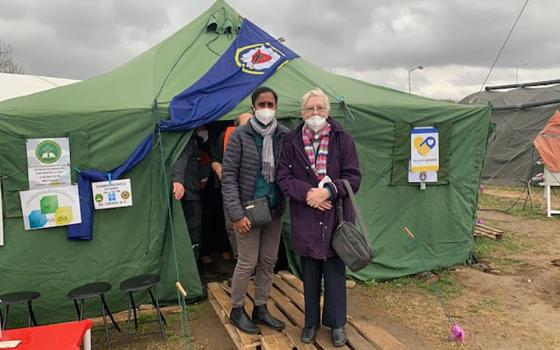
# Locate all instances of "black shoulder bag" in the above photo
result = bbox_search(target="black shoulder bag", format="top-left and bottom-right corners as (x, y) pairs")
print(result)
(331, 179), (374, 272)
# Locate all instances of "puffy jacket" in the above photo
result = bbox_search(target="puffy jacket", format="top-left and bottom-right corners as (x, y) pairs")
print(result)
(222, 120), (289, 222)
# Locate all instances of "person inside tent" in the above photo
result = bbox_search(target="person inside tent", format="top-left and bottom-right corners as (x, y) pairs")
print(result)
(171, 127), (211, 266)
(210, 112), (253, 261)
(221, 87), (289, 334)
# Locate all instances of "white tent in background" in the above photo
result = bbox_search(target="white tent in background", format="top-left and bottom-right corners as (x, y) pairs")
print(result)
(0, 73), (79, 102)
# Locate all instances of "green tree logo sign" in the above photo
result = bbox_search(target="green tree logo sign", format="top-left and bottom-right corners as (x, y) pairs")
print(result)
(35, 140), (62, 165)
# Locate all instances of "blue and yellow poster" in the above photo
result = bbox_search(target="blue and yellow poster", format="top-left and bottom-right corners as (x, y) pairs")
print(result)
(410, 127), (439, 172)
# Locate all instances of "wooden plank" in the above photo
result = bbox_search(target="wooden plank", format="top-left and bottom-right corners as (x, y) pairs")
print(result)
(475, 225), (504, 237)
(349, 319), (408, 350)
(277, 271), (325, 310)
(278, 271), (304, 294)
(268, 287), (306, 326)
(247, 283), (318, 350)
(270, 282), (349, 350)
(476, 223), (504, 233)
(283, 324), (319, 350)
(247, 283), (291, 324)
(315, 327), (351, 350)
(207, 282), (260, 349)
(346, 323), (380, 350)
(261, 333), (294, 350)
(245, 283), (281, 337)
(208, 295), (253, 350)
(273, 276), (306, 311)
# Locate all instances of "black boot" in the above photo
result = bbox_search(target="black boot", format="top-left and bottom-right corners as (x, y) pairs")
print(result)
(331, 327), (347, 347)
(252, 304), (285, 331)
(230, 307), (259, 334)
(301, 325), (318, 343)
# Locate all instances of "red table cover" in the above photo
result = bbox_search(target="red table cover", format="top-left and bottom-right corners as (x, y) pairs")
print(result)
(0, 320), (92, 350)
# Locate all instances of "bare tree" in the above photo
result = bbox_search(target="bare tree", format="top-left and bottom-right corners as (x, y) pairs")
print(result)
(0, 41), (25, 74)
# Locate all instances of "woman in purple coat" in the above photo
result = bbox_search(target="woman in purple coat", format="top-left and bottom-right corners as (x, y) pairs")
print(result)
(277, 88), (361, 347)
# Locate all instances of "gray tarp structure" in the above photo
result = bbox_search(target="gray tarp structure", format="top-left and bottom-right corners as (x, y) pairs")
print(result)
(460, 82), (560, 184)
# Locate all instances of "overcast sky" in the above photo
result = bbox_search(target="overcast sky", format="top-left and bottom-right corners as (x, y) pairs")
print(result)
(1, 0), (558, 101)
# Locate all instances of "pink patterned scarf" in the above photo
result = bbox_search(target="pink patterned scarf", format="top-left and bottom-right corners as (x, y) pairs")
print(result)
(302, 123), (331, 180)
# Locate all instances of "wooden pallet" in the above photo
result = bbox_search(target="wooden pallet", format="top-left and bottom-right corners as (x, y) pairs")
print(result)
(207, 271), (409, 350)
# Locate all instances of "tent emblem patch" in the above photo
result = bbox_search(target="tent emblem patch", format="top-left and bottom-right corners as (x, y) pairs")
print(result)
(235, 43), (284, 75)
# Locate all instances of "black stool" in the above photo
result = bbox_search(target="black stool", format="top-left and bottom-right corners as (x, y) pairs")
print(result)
(0, 291), (40, 329)
(67, 282), (121, 350)
(119, 274), (166, 344)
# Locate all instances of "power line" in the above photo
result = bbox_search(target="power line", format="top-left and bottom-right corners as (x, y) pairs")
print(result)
(478, 0), (530, 94)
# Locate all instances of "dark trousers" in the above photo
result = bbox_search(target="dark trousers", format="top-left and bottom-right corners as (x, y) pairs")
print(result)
(182, 200), (202, 261)
(200, 175), (230, 256)
(300, 255), (346, 329)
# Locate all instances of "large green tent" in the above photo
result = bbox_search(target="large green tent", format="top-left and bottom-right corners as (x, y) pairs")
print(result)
(0, 0), (491, 325)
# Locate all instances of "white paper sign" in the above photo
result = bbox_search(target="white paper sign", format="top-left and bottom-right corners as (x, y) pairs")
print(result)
(92, 179), (133, 210)
(0, 181), (4, 246)
(410, 127), (439, 172)
(26, 138), (70, 168)
(19, 185), (82, 230)
(28, 165), (71, 189)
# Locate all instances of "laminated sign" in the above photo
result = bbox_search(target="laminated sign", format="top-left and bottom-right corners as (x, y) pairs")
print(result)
(26, 138), (71, 188)
(92, 179), (133, 210)
(19, 185), (82, 230)
(410, 127), (439, 172)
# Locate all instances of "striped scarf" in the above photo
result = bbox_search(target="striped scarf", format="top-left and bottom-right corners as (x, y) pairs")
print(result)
(302, 123), (331, 180)
(250, 117), (278, 183)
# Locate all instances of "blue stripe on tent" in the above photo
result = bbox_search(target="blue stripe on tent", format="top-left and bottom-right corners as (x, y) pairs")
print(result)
(68, 18), (298, 241)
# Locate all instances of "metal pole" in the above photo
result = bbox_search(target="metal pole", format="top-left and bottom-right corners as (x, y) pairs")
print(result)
(407, 65), (424, 94)
(515, 63), (528, 84)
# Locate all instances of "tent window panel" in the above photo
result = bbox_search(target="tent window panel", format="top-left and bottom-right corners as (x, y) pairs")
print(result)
(390, 122), (451, 186)
(1, 131), (90, 218)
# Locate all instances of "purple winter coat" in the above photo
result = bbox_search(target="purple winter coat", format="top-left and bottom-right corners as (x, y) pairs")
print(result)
(277, 117), (362, 260)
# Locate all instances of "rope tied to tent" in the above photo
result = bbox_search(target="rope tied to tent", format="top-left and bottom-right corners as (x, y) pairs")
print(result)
(151, 96), (193, 348)
(403, 227), (465, 343)
(336, 95), (356, 120)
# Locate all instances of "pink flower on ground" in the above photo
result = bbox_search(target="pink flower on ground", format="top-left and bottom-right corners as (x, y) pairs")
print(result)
(449, 324), (465, 342)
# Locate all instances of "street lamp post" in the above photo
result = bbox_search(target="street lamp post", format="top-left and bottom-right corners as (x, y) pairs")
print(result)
(515, 63), (528, 84)
(408, 65), (424, 94)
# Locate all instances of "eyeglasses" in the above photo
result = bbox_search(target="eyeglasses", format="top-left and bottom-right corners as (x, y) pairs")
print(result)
(304, 105), (326, 114)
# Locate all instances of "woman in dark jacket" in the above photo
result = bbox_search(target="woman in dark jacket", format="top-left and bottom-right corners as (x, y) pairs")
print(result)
(277, 88), (361, 347)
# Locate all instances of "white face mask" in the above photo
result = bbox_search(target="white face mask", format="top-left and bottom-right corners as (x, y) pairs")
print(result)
(305, 115), (327, 132)
(254, 108), (276, 125)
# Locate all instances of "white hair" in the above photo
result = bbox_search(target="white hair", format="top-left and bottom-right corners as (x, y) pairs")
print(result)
(300, 88), (331, 114)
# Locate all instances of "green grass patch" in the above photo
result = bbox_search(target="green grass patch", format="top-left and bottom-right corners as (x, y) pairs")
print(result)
(480, 192), (543, 218)
(466, 297), (502, 314)
(362, 270), (462, 298)
(474, 232), (520, 258)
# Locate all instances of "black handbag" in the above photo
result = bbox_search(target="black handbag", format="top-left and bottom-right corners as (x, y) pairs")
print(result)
(243, 197), (272, 227)
(332, 179), (374, 272)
